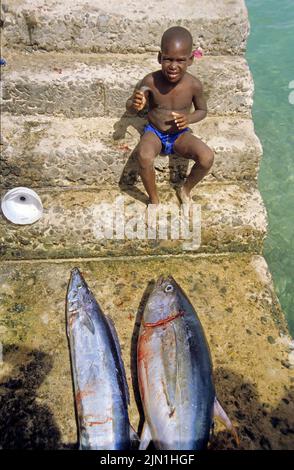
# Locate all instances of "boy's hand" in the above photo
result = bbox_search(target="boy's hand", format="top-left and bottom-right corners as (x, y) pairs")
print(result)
(172, 112), (189, 130)
(132, 90), (147, 111)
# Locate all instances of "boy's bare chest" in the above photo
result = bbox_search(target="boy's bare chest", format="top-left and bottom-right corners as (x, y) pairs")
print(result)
(150, 84), (193, 111)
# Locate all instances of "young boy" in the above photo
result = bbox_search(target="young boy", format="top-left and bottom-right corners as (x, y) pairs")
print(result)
(126, 26), (214, 205)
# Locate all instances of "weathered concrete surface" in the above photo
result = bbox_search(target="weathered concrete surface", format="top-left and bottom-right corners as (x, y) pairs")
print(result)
(0, 254), (293, 449)
(1, 0), (249, 55)
(1, 52), (253, 118)
(0, 184), (267, 260)
(0, 114), (262, 188)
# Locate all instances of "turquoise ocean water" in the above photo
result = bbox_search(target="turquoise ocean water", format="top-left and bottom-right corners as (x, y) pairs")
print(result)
(246, 0), (294, 334)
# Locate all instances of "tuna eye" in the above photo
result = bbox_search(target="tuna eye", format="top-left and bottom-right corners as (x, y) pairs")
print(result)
(164, 284), (174, 293)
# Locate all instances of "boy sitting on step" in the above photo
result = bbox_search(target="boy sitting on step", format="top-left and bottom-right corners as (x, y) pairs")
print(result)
(126, 26), (214, 205)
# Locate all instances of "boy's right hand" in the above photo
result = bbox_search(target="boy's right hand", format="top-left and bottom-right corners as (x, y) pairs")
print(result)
(132, 90), (147, 111)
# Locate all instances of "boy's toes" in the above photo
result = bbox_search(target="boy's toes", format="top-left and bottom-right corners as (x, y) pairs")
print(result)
(147, 197), (160, 206)
(176, 186), (192, 205)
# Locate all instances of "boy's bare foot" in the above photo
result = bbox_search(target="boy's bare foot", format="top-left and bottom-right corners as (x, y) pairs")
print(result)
(147, 197), (160, 206)
(176, 186), (192, 204)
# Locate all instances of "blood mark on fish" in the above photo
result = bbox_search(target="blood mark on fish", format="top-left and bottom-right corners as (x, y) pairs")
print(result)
(87, 417), (113, 427)
(143, 311), (184, 328)
(75, 389), (95, 405)
(68, 309), (79, 327)
(81, 414), (113, 427)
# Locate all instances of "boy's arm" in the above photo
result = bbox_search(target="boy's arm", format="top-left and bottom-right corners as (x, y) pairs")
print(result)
(189, 80), (208, 123)
(173, 79), (207, 130)
(126, 77), (150, 114)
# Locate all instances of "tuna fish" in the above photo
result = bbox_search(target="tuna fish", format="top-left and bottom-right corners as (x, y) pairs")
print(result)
(137, 275), (238, 450)
(66, 267), (132, 450)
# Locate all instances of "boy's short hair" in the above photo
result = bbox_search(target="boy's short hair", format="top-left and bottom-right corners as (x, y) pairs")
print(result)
(161, 27), (193, 53)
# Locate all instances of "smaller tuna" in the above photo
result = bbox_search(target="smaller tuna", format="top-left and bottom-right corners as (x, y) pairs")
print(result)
(66, 267), (133, 450)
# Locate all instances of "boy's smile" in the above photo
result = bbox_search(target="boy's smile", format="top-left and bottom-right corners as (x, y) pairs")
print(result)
(158, 42), (193, 84)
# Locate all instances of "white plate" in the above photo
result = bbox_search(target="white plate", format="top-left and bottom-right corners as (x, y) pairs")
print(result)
(1, 187), (43, 225)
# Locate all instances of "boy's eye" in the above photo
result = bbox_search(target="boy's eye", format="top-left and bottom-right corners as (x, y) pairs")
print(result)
(162, 58), (186, 63)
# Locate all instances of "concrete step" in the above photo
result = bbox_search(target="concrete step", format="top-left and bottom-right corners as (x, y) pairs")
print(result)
(0, 183), (267, 260)
(2, 0), (249, 55)
(1, 51), (253, 118)
(1, 114), (262, 188)
(0, 254), (292, 449)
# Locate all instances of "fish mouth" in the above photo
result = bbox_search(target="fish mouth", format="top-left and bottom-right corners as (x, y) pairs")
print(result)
(71, 267), (81, 276)
(155, 275), (175, 287)
(155, 275), (165, 287)
(67, 267), (89, 304)
(70, 267), (87, 287)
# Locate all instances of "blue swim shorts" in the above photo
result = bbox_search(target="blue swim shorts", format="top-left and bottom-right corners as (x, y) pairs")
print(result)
(144, 122), (190, 155)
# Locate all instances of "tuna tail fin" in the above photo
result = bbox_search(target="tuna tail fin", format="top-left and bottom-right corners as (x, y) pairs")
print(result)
(209, 420), (215, 442)
(106, 315), (130, 405)
(129, 424), (140, 449)
(139, 422), (152, 450)
(214, 397), (240, 447)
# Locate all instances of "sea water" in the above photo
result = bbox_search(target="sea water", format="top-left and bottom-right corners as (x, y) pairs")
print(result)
(246, 0), (294, 334)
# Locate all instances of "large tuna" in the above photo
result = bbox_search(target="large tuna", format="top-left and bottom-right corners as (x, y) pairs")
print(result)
(66, 267), (132, 450)
(137, 275), (237, 450)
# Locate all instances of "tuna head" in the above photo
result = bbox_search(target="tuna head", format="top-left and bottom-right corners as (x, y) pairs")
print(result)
(67, 267), (89, 311)
(66, 267), (96, 335)
(143, 276), (184, 326)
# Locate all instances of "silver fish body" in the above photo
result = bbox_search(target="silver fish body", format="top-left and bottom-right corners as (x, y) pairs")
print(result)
(137, 276), (215, 450)
(66, 268), (131, 450)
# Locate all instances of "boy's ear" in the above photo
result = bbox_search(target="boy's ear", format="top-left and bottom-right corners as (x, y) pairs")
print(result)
(157, 51), (162, 64)
(188, 54), (194, 66)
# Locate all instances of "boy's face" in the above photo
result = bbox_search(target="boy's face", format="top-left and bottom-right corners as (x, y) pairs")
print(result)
(158, 41), (193, 84)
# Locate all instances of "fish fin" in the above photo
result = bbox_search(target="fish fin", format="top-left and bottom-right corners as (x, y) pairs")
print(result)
(87, 361), (100, 382)
(139, 422), (152, 450)
(129, 424), (140, 449)
(81, 312), (95, 334)
(214, 397), (240, 446)
(209, 420), (215, 442)
(105, 315), (130, 405)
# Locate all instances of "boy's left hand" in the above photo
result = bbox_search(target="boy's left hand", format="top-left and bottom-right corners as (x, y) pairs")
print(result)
(172, 112), (190, 130)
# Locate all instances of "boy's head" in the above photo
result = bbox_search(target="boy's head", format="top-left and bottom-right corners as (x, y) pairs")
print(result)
(158, 27), (194, 84)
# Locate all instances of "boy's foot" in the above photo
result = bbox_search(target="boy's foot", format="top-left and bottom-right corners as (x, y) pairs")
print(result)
(147, 197), (160, 206)
(176, 186), (192, 204)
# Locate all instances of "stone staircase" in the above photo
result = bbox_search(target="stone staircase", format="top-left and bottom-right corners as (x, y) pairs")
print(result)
(0, 0), (293, 450)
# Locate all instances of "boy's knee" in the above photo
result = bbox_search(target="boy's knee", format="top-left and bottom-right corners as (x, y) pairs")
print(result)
(199, 149), (214, 171)
(137, 147), (155, 170)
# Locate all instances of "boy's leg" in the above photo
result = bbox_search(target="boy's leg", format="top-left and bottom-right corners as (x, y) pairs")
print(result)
(173, 133), (214, 202)
(136, 131), (162, 204)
